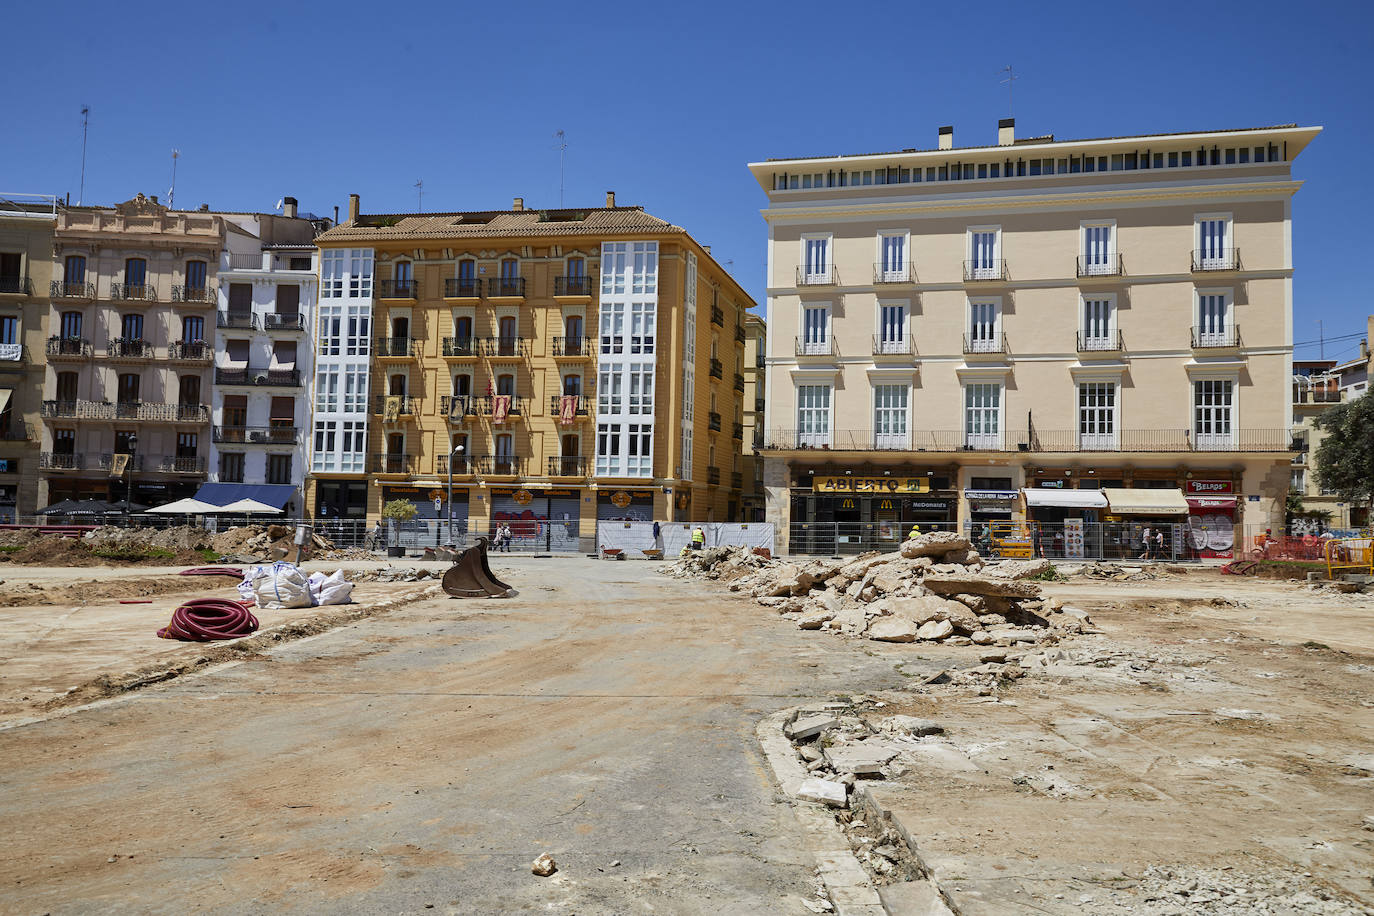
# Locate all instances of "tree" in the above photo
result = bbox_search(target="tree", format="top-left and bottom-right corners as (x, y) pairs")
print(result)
(1312, 394), (1374, 521)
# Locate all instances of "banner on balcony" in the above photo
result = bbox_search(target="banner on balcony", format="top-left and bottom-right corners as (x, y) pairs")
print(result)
(109, 453), (130, 477)
(814, 476), (930, 494)
(384, 396), (401, 422)
(559, 395), (579, 426)
(0, 344), (20, 361)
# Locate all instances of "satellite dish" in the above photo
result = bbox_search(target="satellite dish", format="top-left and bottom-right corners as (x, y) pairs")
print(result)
(275, 198), (284, 211)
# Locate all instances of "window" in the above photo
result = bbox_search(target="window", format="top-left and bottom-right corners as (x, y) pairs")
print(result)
(628, 363), (653, 414)
(1081, 297), (1115, 349)
(394, 260), (412, 285)
(228, 283), (252, 313)
(0, 316), (15, 345)
(322, 250), (344, 298)
(873, 384), (908, 448)
(1196, 216), (1232, 268)
(801, 305), (829, 354)
(178, 374), (201, 406)
(629, 303), (655, 354)
(176, 432), (198, 458)
(185, 260), (206, 291)
(562, 374), (580, 396)
(1291, 468), (1305, 492)
(1081, 223), (1115, 274)
(347, 249), (373, 298)
(54, 428), (76, 455)
(1193, 379), (1234, 449)
(598, 365), (623, 414)
(120, 313), (144, 341)
(630, 242), (656, 294)
(124, 258), (147, 289)
(342, 366), (368, 413)
(64, 255), (86, 285)
(602, 243), (627, 295)
(495, 373), (514, 397)
(318, 305), (341, 356)
(339, 420), (366, 472)
(55, 371), (78, 402)
(117, 373), (140, 405)
(567, 257), (585, 278)
(289, 256), (311, 271)
(182, 316), (204, 343)
(1196, 291), (1232, 346)
(312, 422), (335, 471)
(267, 454), (292, 485)
(796, 384), (831, 447)
(968, 299), (1000, 351)
(276, 285), (300, 316)
(626, 423), (652, 476)
(600, 302), (624, 354)
(223, 395), (247, 429)
(878, 303), (906, 353)
(878, 233), (907, 281)
(345, 304), (370, 356)
(964, 383), (1001, 448)
(802, 236), (830, 281)
(1078, 383), (1117, 449)
(60, 311), (82, 338)
(968, 228), (1000, 279)
(315, 366), (339, 412)
(219, 452), (245, 483)
(596, 422), (621, 475)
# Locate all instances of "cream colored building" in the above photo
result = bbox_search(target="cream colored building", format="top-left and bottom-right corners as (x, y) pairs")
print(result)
(750, 121), (1319, 557)
(741, 312), (766, 520)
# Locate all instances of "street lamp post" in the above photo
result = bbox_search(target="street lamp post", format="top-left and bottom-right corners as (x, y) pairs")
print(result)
(447, 441), (464, 547)
(124, 435), (138, 517)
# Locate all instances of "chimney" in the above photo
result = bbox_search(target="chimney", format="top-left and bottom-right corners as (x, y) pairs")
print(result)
(347, 194), (360, 222)
(512, 197), (524, 211)
(605, 190), (616, 208)
(938, 126), (953, 151)
(998, 117), (1015, 146)
(151, 195), (159, 205)
(283, 196), (298, 218)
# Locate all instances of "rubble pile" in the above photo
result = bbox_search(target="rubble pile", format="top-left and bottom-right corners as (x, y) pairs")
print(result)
(350, 566), (441, 583)
(84, 525), (214, 553)
(785, 703), (941, 811)
(210, 525), (336, 563)
(668, 533), (1090, 649)
(1097, 865), (1368, 915)
(1060, 562), (1162, 581)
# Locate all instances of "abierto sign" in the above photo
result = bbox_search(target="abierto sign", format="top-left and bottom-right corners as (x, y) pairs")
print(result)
(814, 476), (930, 494)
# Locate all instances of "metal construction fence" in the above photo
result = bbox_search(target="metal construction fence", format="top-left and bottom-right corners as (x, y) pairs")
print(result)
(596, 522), (776, 557)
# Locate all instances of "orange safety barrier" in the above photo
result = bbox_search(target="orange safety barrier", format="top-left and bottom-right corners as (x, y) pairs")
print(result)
(1324, 537), (1373, 580)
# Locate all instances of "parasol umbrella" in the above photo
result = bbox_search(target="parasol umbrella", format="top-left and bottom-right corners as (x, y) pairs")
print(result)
(145, 497), (220, 515)
(219, 497), (285, 527)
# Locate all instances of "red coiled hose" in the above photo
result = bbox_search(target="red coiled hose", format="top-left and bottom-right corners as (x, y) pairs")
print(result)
(157, 598), (259, 641)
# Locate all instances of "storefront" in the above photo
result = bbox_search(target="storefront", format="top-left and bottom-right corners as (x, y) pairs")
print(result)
(1184, 480), (1238, 559)
(1022, 487), (1108, 559)
(315, 479), (368, 520)
(786, 470), (957, 554)
(965, 489), (1018, 523)
(0, 483), (14, 523)
(596, 489), (655, 522)
(1102, 488), (1190, 560)
(494, 487), (581, 551)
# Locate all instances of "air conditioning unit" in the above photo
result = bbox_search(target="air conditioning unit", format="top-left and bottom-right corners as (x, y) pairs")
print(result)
(249, 431), (268, 443)
(255, 375), (268, 385)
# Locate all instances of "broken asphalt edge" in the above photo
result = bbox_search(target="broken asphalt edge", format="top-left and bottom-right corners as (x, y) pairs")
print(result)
(756, 707), (955, 916)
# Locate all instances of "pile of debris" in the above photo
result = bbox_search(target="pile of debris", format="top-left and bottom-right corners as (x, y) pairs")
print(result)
(667, 532), (1090, 648)
(84, 525), (214, 553)
(350, 566), (441, 583)
(787, 703), (941, 811)
(210, 525), (336, 563)
(1063, 562), (1163, 581)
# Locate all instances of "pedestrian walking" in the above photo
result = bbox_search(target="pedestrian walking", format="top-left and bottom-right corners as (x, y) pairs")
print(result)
(1139, 526), (1153, 560)
(1154, 528), (1165, 561)
(652, 520), (662, 550)
(497, 522), (513, 552)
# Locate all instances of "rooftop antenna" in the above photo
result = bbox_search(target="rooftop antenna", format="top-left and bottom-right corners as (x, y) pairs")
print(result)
(553, 129), (567, 207)
(414, 179), (423, 213)
(78, 105), (90, 205)
(999, 65), (1018, 117)
(168, 149), (180, 209)
(1319, 319), (1324, 359)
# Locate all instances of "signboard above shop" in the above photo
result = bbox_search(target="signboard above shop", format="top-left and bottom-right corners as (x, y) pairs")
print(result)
(1186, 479), (1235, 494)
(815, 476), (931, 494)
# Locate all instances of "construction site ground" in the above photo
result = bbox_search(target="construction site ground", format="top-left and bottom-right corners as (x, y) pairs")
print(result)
(0, 558), (1369, 914)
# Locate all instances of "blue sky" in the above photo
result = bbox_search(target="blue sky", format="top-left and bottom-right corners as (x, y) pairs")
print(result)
(5, 0), (1370, 364)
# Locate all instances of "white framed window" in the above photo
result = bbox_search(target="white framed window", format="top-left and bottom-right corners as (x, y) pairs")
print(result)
(598, 365), (624, 414)
(680, 428), (693, 478)
(629, 303), (655, 354)
(967, 298), (1001, 352)
(321, 251), (345, 298)
(312, 420), (336, 472)
(796, 384), (832, 447)
(1193, 379), (1234, 449)
(1291, 468), (1305, 492)
(964, 383), (1002, 448)
(318, 305), (342, 356)
(602, 243), (627, 295)
(801, 305), (830, 354)
(345, 304), (370, 356)
(626, 422), (652, 476)
(346, 249), (373, 298)
(873, 384), (909, 449)
(342, 367), (368, 413)
(315, 365), (339, 412)
(631, 242), (657, 295)
(1195, 214), (1233, 268)
(596, 422), (621, 475)
(967, 226), (1001, 279)
(801, 234), (831, 283)
(600, 302), (624, 355)
(1195, 289), (1233, 346)
(1077, 382), (1117, 449)
(878, 231), (908, 281)
(877, 302), (907, 353)
(628, 362), (654, 415)
(1081, 221), (1116, 275)
(1081, 295), (1116, 349)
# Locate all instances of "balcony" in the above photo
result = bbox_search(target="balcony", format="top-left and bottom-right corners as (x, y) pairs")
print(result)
(758, 427), (1299, 453)
(475, 455), (524, 476)
(552, 336), (592, 358)
(708, 411), (722, 432)
(0, 422), (30, 441)
(0, 277), (32, 296)
(441, 395), (478, 420)
(1191, 325), (1241, 350)
(217, 310), (257, 330)
(734, 324), (746, 344)
(171, 284), (216, 303)
(732, 422), (744, 440)
(111, 282), (156, 301)
(51, 281), (96, 299)
(487, 277), (525, 298)
(1293, 387), (1345, 405)
(107, 338), (155, 361)
(554, 276), (593, 297)
(39, 452), (83, 470)
(442, 337), (478, 358)
(480, 337), (528, 359)
(872, 336), (916, 359)
(873, 263), (916, 285)
(97, 454), (143, 472)
(475, 395), (526, 419)
(46, 337), (92, 359)
(548, 455), (587, 477)
(213, 426), (299, 445)
(436, 454), (476, 476)
(548, 394), (590, 418)
(444, 277), (482, 299)
(262, 313), (305, 332)
(1077, 254), (1123, 279)
(374, 395), (418, 417)
(159, 456), (207, 474)
(709, 358), (723, 379)
(1076, 330), (1125, 354)
(707, 466), (721, 485)
(1191, 248), (1241, 272)
(711, 305), (724, 327)
(734, 373), (746, 392)
(372, 453), (416, 475)
(168, 340), (212, 362)
(731, 471), (743, 489)
(216, 367), (302, 387)
(111, 401), (210, 423)
(963, 260), (1008, 283)
(795, 337), (839, 359)
(796, 266), (837, 287)
(378, 279), (418, 299)
(224, 253), (264, 270)
(963, 332), (1008, 356)
(375, 337), (418, 358)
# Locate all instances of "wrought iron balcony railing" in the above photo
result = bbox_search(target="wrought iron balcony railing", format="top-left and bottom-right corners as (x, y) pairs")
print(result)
(709, 358), (723, 379)
(46, 337), (92, 358)
(440, 395), (477, 419)
(1076, 329), (1124, 352)
(213, 426), (299, 444)
(488, 277), (525, 298)
(963, 332), (1007, 355)
(378, 279), (418, 298)
(554, 276), (593, 296)
(51, 281), (96, 298)
(731, 471), (743, 489)
(734, 373), (745, 392)
(479, 337), (528, 358)
(107, 338), (155, 359)
(548, 394), (590, 416)
(873, 262), (916, 284)
(374, 395), (418, 416)
(442, 337), (478, 357)
(548, 455), (587, 476)
(735, 324), (746, 344)
(39, 452), (83, 470)
(172, 284), (215, 302)
(1191, 247), (1241, 272)
(262, 313), (305, 331)
(708, 412), (722, 432)
(475, 455), (524, 476)
(159, 456), (207, 473)
(0, 277), (32, 295)
(711, 305), (724, 326)
(1191, 325), (1241, 349)
(444, 277), (481, 298)
(214, 368), (302, 387)
(963, 259), (1008, 282)
(552, 336), (592, 357)
(375, 337), (418, 357)
(372, 453), (416, 474)
(1076, 254), (1123, 278)
(872, 336), (915, 356)
(436, 454), (475, 475)
(707, 466), (721, 485)
(217, 310), (256, 329)
(475, 395), (526, 418)
(168, 340), (212, 361)
(796, 266), (837, 286)
(111, 282), (156, 301)
(794, 337), (839, 358)
(0, 422), (30, 441)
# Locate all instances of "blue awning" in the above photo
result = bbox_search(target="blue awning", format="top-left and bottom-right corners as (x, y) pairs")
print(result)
(193, 483), (297, 510)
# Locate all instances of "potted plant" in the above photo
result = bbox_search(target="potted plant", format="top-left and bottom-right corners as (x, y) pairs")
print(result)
(380, 499), (417, 557)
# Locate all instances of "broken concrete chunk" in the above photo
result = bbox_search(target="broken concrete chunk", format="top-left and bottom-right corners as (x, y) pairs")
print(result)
(887, 594), (962, 625)
(787, 714), (839, 740)
(797, 776), (848, 807)
(899, 531), (971, 559)
(866, 617), (919, 643)
(531, 853), (557, 876)
(970, 630), (994, 645)
(798, 745), (822, 762)
(984, 558), (1053, 580)
(825, 742), (900, 775)
(797, 608), (836, 630)
(922, 574), (1042, 599)
(916, 619), (955, 641)
(877, 715), (944, 737)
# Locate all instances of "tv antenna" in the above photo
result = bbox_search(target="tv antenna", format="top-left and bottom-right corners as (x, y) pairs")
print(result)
(78, 105), (90, 205)
(414, 179), (423, 212)
(168, 149), (180, 209)
(999, 65), (1018, 117)
(553, 129), (567, 206)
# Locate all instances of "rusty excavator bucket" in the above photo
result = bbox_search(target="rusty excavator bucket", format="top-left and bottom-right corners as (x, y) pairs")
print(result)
(442, 536), (518, 598)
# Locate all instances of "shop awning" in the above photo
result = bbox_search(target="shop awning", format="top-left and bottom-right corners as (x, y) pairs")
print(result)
(192, 483), (296, 509)
(1186, 494), (1238, 510)
(1103, 488), (1190, 515)
(1021, 488), (1108, 509)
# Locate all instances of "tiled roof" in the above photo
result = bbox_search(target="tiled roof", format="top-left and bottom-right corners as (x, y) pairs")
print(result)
(316, 206), (684, 243)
